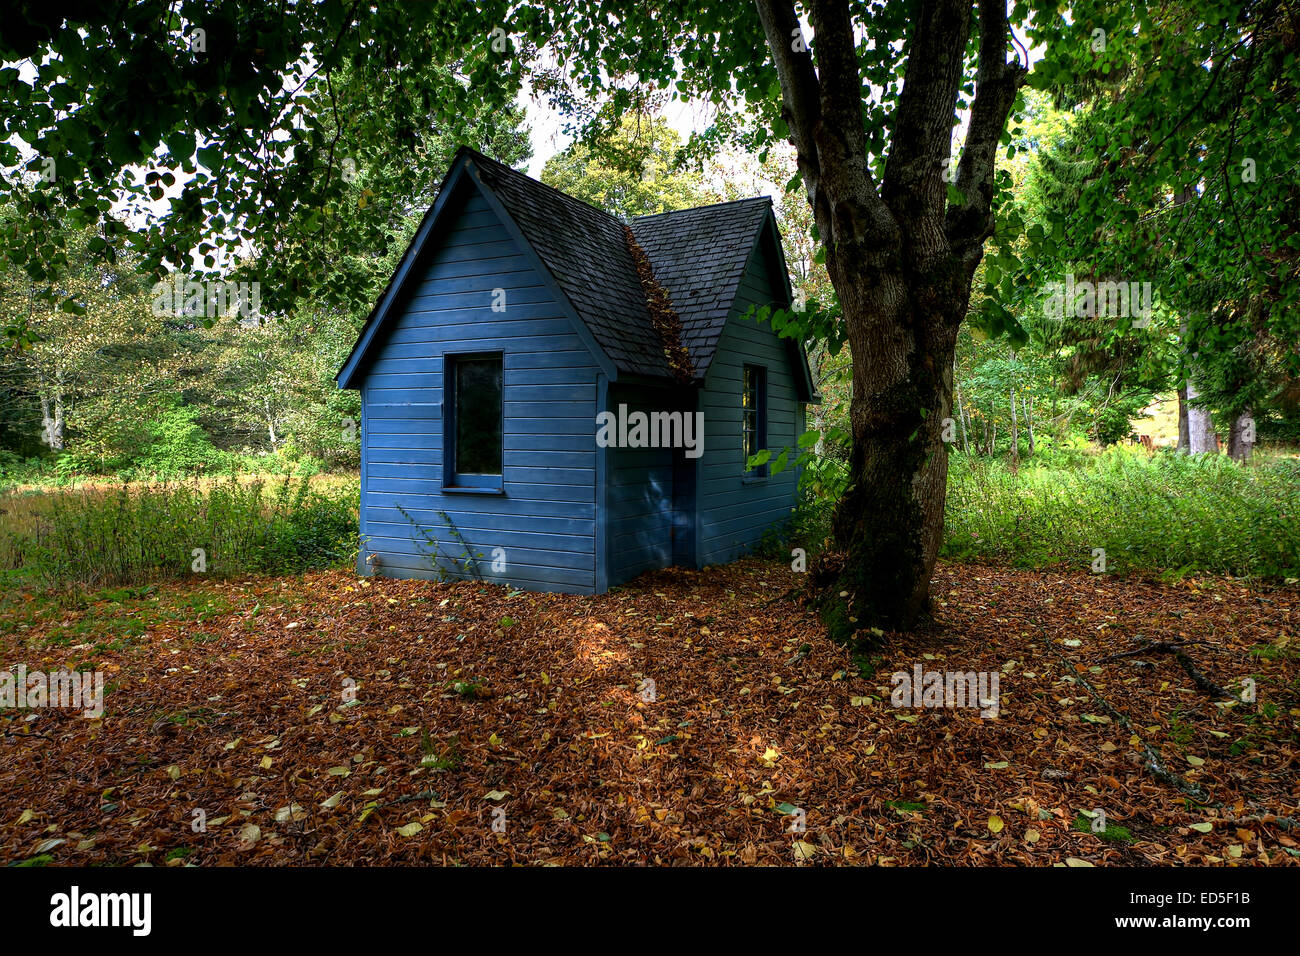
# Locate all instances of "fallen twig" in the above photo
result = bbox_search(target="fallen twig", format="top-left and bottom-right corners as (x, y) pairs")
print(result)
(1036, 619), (1214, 804)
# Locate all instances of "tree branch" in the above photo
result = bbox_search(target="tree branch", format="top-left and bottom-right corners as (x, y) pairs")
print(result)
(756, 0), (895, 250)
(754, 0), (823, 199)
(808, 0), (897, 246)
(882, 0), (973, 234)
(946, 0), (1027, 263)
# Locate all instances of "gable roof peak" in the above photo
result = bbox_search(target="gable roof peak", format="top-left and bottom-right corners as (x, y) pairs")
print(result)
(454, 146), (629, 227)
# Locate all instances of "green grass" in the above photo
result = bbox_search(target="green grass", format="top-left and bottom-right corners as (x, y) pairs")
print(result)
(0, 577), (250, 652)
(0, 475), (358, 593)
(943, 448), (1300, 581)
(887, 799), (929, 814)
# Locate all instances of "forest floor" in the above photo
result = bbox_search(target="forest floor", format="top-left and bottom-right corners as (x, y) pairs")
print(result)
(1, 559), (1298, 866)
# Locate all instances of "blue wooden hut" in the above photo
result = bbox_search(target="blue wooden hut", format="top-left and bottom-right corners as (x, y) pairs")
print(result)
(337, 147), (818, 593)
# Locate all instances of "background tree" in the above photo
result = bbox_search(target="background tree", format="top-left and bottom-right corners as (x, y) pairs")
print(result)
(1014, 0), (1300, 461)
(542, 113), (716, 219)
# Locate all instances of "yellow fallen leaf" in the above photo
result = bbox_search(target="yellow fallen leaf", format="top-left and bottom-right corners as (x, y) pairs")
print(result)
(395, 822), (423, 837)
(792, 840), (817, 861)
(988, 814), (1005, 834)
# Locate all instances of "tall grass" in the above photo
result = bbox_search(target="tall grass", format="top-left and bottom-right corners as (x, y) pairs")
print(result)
(943, 449), (1300, 580)
(0, 476), (358, 591)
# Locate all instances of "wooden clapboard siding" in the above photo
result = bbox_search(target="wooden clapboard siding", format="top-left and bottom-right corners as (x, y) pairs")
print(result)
(695, 241), (803, 567)
(357, 184), (601, 593)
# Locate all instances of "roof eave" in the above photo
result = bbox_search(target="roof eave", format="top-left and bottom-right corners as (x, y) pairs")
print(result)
(757, 209), (819, 404)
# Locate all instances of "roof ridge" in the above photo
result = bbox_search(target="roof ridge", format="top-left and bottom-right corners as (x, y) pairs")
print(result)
(631, 195), (772, 221)
(456, 145), (631, 229)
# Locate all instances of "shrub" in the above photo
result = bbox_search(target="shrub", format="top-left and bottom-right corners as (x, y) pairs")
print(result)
(789, 454), (850, 549)
(0, 476), (358, 591)
(943, 447), (1300, 580)
(136, 396), (226, 476)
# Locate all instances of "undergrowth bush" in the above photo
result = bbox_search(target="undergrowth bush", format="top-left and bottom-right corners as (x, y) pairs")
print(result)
(789, 454), (850, 548)
(943, 448), (1300, 580)
(0, 476), (358, 591)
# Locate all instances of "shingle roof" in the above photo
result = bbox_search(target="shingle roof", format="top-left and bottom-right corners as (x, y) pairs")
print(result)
(463, 149), (779, 382)
(629, 197), (775, 379)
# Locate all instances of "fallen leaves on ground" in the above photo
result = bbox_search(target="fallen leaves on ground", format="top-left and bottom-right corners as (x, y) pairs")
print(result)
(1, 560), (1297, 866)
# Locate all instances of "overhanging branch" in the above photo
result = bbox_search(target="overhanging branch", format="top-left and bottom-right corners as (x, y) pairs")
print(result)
(946, 0), (1028, 261)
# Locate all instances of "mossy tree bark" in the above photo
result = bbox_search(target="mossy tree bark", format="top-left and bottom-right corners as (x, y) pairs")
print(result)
(756, 0), (1026, 635)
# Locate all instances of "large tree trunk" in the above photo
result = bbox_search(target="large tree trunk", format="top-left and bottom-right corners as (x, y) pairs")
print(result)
(757, 0), (1024, 635)
(823, 286), (963, 632)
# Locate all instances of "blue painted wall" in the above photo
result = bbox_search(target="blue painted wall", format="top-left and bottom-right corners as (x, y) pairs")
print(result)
(357, 183), (602, 593)
(695, 234), (805, 566)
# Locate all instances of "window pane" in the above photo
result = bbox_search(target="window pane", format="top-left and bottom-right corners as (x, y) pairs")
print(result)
(742, 364), (765, 473)
(455, 357), (502, 475)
